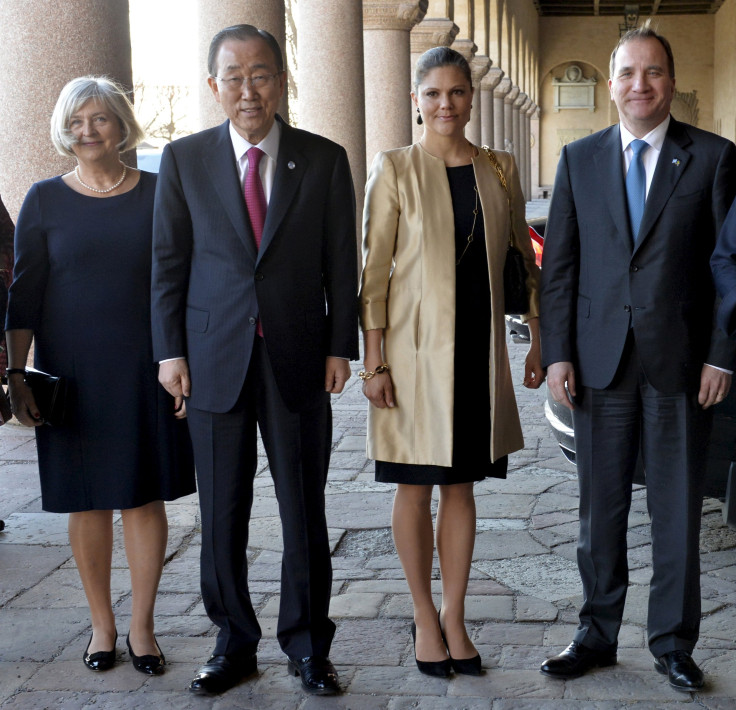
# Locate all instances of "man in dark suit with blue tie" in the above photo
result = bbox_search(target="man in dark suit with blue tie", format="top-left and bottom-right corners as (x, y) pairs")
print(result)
(151, 24), (358, 696)
(540, 24), (736, 691)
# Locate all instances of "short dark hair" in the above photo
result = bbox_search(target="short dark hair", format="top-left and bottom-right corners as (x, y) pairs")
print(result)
(609, 20), (675, 79)
(414, 46), (472, 89)
(208, 24), (284, 77)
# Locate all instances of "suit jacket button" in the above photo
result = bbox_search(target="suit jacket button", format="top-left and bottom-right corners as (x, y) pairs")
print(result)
(624, 305), (631, 312)
(630, 265), (639, 272)
(255, 272), (264, 281)
(249, 317), (257, 325)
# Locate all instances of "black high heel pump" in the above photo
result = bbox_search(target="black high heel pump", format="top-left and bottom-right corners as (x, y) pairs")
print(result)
(410, 622), (452, 677)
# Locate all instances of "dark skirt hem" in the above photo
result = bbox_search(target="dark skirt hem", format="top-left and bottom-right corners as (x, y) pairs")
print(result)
(375, 456), (508, 485)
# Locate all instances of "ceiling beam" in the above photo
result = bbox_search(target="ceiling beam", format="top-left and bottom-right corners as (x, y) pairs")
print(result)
(594, 0), (601, 13)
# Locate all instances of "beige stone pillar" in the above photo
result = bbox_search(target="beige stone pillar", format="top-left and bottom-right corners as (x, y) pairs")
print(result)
(503, 84), (519, 154)
(480, 67), (503, 148)
(410, 17), (458, 143)
(530, 105), (541, 199)
(523, 100), (534, 200)
(0, 0), (134, 218)
(197, 0), (287, 130)
(364, 0), (427, 167)
(493, 77), (512, 152)
(517, 96), (530, 200)
(512, 91), (525, 166)
(466, 55), (490, 146)
(299, 0), (366, 240)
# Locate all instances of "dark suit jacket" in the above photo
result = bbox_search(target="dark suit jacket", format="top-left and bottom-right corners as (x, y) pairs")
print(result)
(711, 198), (736, 335)
(541, 118), (736, 394)
(151, 116), (359, 413)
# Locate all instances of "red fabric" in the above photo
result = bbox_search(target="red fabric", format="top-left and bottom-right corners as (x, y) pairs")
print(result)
(244, 148), (267, 337)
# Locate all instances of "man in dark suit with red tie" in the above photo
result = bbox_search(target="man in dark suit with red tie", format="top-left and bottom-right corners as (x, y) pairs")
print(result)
(151, 24), (358, 696)
(540, 24), (736, 691)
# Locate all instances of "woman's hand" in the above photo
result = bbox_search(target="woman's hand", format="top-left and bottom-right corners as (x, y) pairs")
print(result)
(7, 377), (43, 426)
(362, 372), (395, 409)
(522, 317), (545, 389)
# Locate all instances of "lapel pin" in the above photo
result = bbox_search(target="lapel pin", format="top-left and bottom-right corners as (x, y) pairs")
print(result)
(672, 158), (681, 166)
(287, 161), (296, 170)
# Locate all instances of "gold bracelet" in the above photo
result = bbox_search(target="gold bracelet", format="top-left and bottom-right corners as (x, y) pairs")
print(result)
(358, 363), (390, 381)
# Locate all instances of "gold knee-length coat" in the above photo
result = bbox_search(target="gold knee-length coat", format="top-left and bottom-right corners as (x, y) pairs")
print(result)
(359, 143), (540, 467)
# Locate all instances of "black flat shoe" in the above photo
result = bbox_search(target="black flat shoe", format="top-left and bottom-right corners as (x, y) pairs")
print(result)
(654, 650), (705, 692)
(83, 630), (117, 671)
(287, 656), (340, 695)
(411, 623), (452, 678)
(189, 653), (258, 695)
(126, 633), (165, 675)
(540, 641), (617, 679)
(438, 610), (482, 676)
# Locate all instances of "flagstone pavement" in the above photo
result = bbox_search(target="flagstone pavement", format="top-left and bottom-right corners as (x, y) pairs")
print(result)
(2, 330), (736, 709)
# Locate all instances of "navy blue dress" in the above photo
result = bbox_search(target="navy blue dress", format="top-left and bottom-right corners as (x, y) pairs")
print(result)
(7, 172), (195, 512)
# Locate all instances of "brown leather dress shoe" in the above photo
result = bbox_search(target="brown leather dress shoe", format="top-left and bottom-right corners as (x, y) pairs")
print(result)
(189, 653), (257, 694)
(287, 656), (340, 695)
(654, 650), (704, 692)
(540, 641), (617, 679)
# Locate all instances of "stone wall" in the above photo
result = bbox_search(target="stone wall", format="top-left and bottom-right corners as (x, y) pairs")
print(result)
(538, 14), (715, 188)
(714, 0), (736, 142)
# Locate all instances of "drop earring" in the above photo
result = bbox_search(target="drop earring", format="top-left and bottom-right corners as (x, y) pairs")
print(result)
(416, 107), (423, 125)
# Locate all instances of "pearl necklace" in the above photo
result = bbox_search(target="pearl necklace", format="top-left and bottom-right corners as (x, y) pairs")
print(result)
(74, 163), (127, 194)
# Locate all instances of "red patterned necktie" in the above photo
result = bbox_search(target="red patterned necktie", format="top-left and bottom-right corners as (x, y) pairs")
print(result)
(244, 146), (267, 336)
(244, 146), (267, 249)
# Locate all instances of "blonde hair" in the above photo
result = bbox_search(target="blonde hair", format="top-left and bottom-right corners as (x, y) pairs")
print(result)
(50, 76), (144, 157)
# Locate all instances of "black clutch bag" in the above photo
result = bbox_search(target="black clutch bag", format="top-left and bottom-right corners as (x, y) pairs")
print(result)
(503, 244), (530, 315)
(24, 368), (67, 426)
(482, 146), (531, 315)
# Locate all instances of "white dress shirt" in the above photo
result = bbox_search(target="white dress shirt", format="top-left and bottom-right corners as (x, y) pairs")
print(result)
(619, 115), (670, 198)
(229, 119), (281, 204)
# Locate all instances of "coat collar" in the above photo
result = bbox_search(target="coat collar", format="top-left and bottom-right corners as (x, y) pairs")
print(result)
(593, 124), (633, 251)
(201, 121), (257, 260)
(634, 117), (692, 254)
(259, 115), (307, 262)
(199, 116), (308, 263)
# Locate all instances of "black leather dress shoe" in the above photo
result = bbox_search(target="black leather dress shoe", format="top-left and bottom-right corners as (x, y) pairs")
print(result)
(188, 653), (258, 695)
(287, 656), (340, 695)
(540, 641), (617, 679)
(654, 650), (704, 692)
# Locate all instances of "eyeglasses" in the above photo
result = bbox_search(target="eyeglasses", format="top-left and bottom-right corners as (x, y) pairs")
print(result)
(214, 73), (281, 91)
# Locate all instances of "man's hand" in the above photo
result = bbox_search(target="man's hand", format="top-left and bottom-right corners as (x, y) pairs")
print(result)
(159, 358), (191, 415)
(698, 365), (732, 409)
(325, 357), (351, 394)
(547, 361), (576, 411)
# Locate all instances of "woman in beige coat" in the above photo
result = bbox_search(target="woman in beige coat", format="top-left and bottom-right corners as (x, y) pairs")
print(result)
(359, 47), (544, 677)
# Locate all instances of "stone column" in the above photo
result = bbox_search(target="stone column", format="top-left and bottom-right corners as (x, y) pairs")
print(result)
(518, 96), (531, 200)
(512, 91), (525, 167)
(480, 67), (503, 148)
(530, 105), (541, 199)
(523, 100), (534, 200)
(410, 17), (458, 143)
(364, 0), (428, 167)
(197, 0), (287, 130)
(466, 55), (490, 146)
(503, 84), (519, 154)
(0, 0), (133, 218)
(493, 77), (512, 152)
(299, 0), (366, 242)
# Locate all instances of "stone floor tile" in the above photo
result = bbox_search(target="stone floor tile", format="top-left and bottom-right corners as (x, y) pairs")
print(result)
(329, 592), (384, 618)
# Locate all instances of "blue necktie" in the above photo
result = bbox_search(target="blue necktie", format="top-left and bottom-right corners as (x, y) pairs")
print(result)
(626, 139), (648, 243)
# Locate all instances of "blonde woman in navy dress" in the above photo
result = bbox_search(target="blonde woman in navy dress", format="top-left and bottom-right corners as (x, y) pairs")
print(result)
(360, 48), (543, 677)
(6, 77), (195, 675)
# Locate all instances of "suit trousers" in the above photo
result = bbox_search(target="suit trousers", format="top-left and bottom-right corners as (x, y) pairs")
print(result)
(571, 333), (710, 657)
(187, 337), (335, 659)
